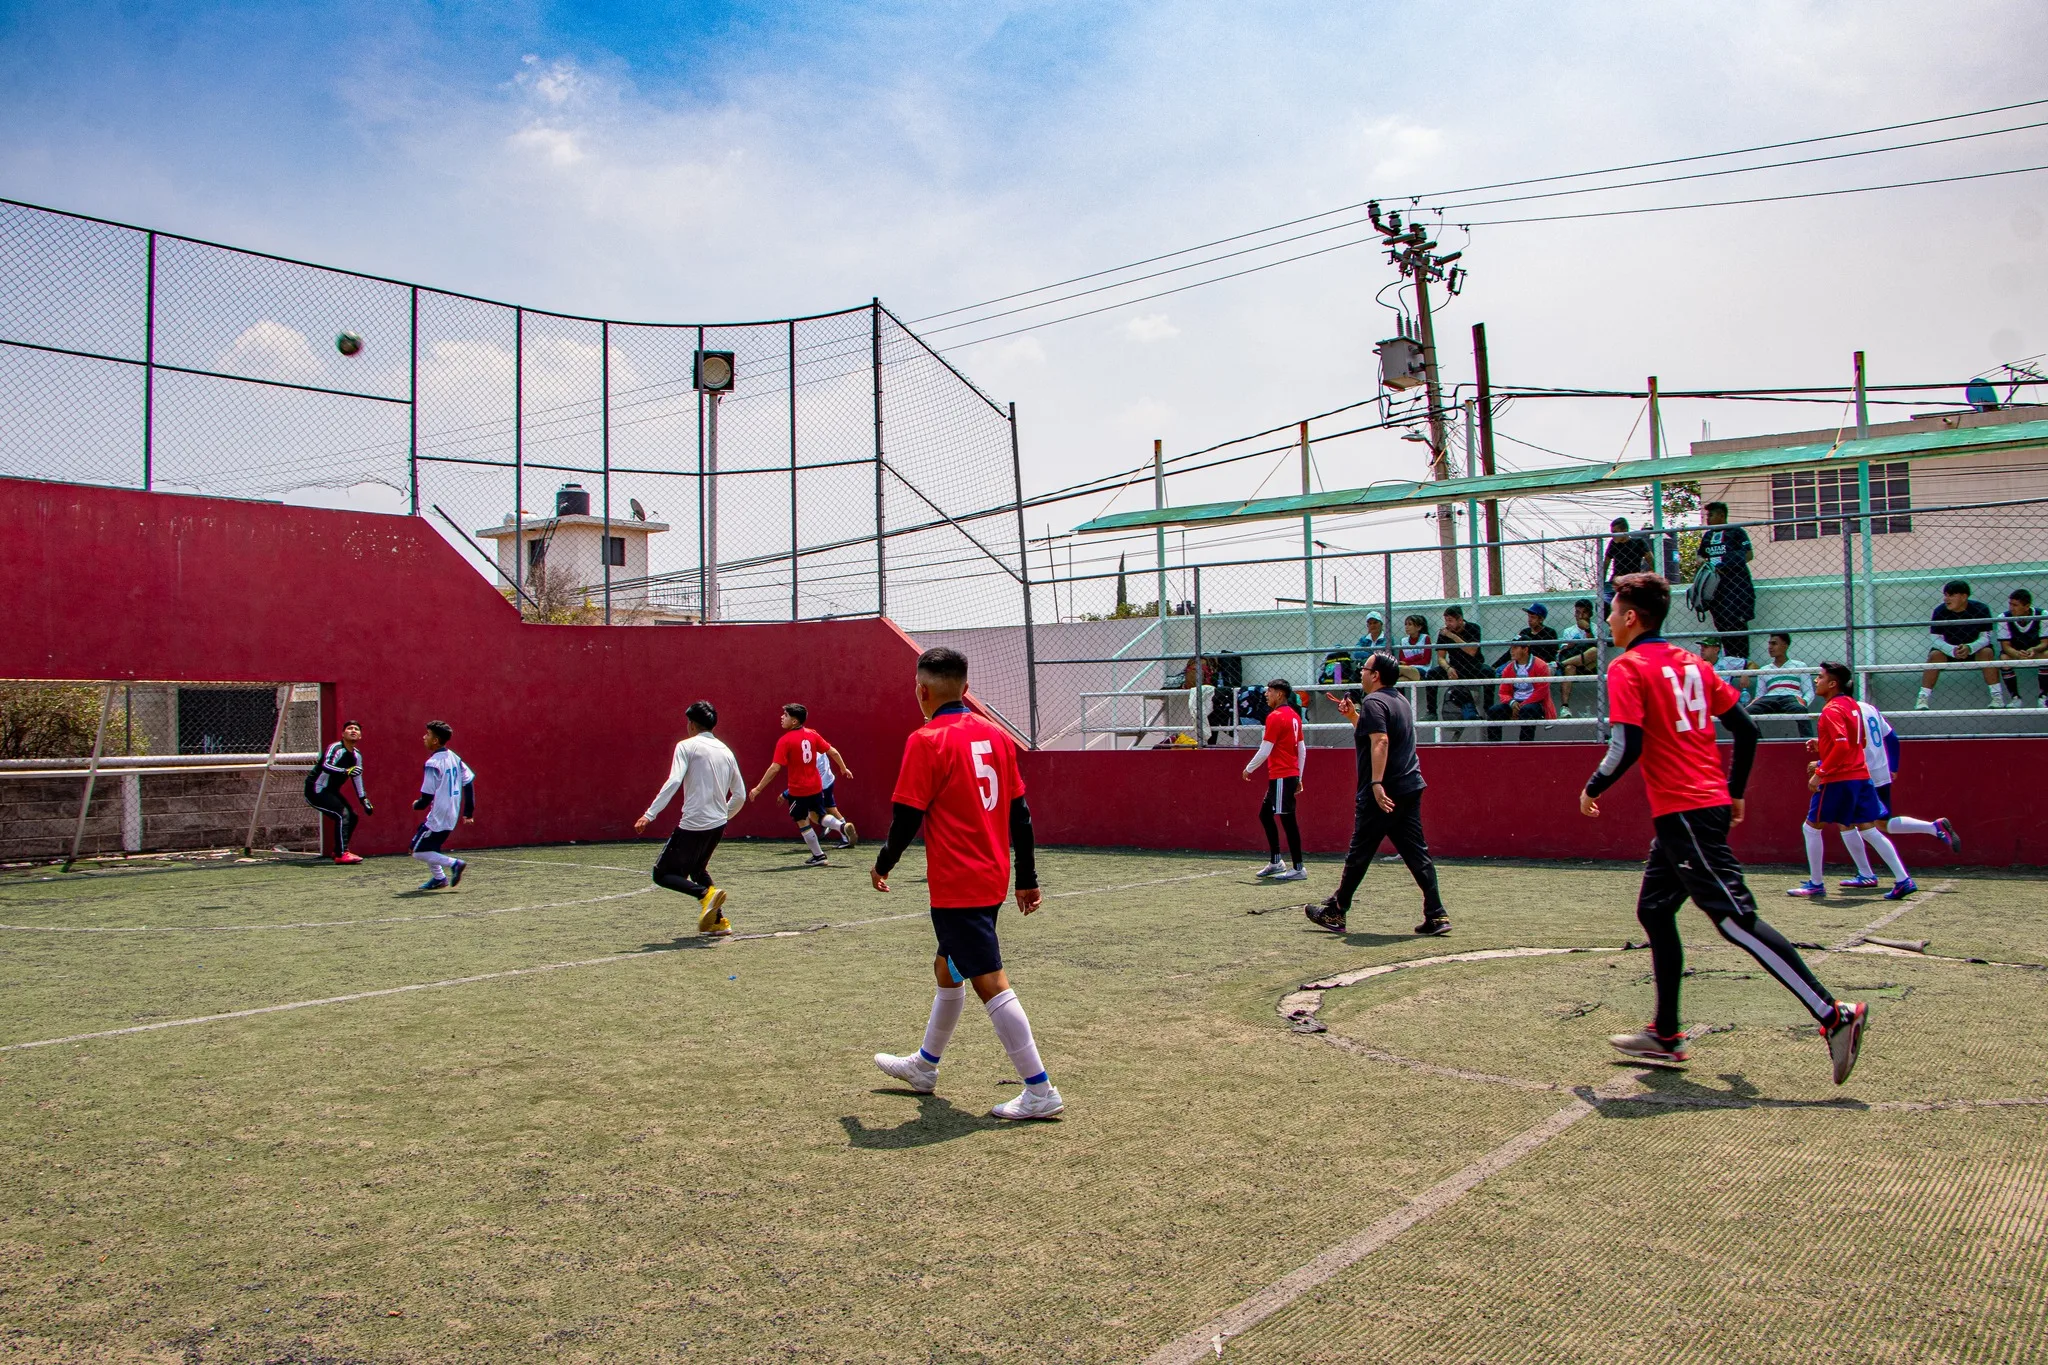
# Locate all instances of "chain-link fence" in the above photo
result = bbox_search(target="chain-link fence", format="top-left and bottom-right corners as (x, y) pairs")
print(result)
(0, 681), (322, 864)
(1, 198), (1036, 731)
(1021, 495), (2048, 749)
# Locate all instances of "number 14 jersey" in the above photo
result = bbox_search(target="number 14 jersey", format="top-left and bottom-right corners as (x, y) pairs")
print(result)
(1605, 637), (1743, 817)
(892, 705), (1027, 908)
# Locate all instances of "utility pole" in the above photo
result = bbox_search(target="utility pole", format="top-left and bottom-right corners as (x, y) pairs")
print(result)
(1153, 438), (1169, 623)
(1370, 202), (1464, 599)
(1471, 323), (1503, 595)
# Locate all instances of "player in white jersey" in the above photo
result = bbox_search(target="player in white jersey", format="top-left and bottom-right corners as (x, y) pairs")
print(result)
(815, 748), (858, 848)
(635, 699), (745, 934)
(1831, 698), (1959, 887)
(411, 720), (475, 891)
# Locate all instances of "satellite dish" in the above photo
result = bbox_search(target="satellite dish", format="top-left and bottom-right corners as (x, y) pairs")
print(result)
(1965, 378), (2000, 411)
(630, 498), (647, 521)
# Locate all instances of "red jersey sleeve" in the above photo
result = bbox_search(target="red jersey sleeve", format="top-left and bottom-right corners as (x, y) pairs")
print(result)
(891, 731), (938, 810)
(1606, 655), (1646, 727)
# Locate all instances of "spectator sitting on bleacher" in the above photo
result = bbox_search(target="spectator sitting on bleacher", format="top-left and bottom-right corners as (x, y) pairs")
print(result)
(1394, 614), (1433, 682)
(1917, 579), (2003, 710)
(1998, 588), (2048, 710)
(1505, 602), (1559, 667)
(1555, 598), (1599, 717)
(1356, 613), (1390, 653)
(1746, 632), (1814, 737)
(1487, 643), (1553, 742)
(1696, 638), (1746, 685)
(1427, 606), (1488, 731)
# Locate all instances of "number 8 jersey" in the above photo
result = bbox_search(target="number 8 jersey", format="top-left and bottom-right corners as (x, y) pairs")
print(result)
(891, 703), (1028, 908)
(1605, 637), (1744, 817)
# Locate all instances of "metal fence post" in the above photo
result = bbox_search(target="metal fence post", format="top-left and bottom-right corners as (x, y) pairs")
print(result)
(143, 232), (157, 489)
(788, 319), (799, 620)
(64, 685), (116, 871)
(1383, 551), (1394, 646)
(871, 300), (887, 618)
(601, 319), (611, 626)
(408, 285), (419, 515)
(696, 324), (707, 621)
(243, 684), (291, 854)
(1010, 402), (1040, 747)
(513, 306), (524, 608)
(1192, 565), (1205, 745)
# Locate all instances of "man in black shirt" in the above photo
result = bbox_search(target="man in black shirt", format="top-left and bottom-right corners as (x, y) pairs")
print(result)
(1304, 652), (1448, 937)
(1506, 602), (1559, 666)
(1697, 502), (1756, 665)
(1425, 605), (1488, 731)
(1601, 517), (1650, 612)
(1918, 578), (2002, 709)
(305, 720), (374, 864)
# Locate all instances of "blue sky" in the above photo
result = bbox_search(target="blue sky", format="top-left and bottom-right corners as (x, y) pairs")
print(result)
(5, 0), (2048, 563)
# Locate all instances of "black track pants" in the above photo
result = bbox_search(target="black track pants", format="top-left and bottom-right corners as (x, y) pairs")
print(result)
(1334, 789), (1442, 917)
(1636, 804), (1836, 1037)
(309, 790), (359, 856)
(653, 823), (725, 899)
(1258, 777), (1302, 866)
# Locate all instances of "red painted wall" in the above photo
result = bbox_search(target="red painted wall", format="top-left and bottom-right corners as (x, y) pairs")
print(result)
(1021, 740), (2040, 868)
(2, 478), (928, 856)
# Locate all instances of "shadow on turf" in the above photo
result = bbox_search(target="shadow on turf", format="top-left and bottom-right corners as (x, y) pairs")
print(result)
(1582, 1067), (1870, 1118)
(839, 1092), (1017, 1148)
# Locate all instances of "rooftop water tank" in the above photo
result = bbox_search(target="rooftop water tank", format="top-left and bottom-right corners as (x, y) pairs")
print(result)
(556, 483), (591, 517)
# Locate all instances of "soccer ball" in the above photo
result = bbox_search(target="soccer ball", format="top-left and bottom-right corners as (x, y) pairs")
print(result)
(336, 332), (364, 357)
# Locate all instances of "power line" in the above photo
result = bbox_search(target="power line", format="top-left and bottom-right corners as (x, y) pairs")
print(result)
(914, 95), (2048, 327)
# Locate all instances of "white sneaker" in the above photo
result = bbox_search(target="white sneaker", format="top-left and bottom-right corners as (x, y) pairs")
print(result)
(1558, 705), (1575, 718)
(1253, 861), (1285, 879)
(873, 1052), (938, 1094)
(1271, 867), (1308, 882)
(1913, 697), (1932, 711)
(990, 1085), (1064, 1120)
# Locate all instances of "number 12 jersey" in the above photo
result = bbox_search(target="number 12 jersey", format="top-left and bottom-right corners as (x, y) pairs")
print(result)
(1605, 637), (1743, 817)
(891, 706), (1027, 908)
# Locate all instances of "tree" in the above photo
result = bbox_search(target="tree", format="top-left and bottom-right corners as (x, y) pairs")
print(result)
(0, 683), (106, 759)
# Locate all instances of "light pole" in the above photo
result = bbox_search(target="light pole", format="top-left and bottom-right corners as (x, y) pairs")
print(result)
(694, 349), (735, 621)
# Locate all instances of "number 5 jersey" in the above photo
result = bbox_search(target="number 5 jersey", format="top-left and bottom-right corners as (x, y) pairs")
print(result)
(890, 702), (1027, 908)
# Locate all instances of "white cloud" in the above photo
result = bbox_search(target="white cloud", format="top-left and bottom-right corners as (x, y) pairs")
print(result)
(517, 55), (585, 108)
(509, 124), (585, 167)
(221, 320), (319, 383)
(1123, 313), (1179, 343)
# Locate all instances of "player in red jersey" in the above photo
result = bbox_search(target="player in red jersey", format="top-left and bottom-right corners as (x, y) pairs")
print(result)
(1789, 662), (1916, 902)
(870, 647), (1060, 1120)
(1581, 573), (1868, 1084)
(747, 703), (851, 866)
(1242, 679), (1308, 881)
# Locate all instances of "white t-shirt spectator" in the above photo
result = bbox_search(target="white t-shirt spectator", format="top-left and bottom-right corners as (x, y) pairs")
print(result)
(1751, 659), (1813, 705)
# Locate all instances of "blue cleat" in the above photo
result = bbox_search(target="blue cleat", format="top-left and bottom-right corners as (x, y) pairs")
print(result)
(419, 876), (448, 892)
(1786, 880), (1827, 899)
(1883, 877), (1919, 901)
(1934, 818), (1960, 852)
(1837, 874), (1880, 889)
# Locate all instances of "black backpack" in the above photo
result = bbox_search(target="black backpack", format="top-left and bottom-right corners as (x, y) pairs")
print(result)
(1236, 686), (1271, 724)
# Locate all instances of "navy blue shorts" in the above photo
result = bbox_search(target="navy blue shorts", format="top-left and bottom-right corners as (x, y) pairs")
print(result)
(821, 781), (837, 809)
(410, 823), (452, 854)
(1809, 779), (1885, 826)
(931, 905), (1003, 979)
(788, 792), (828, 821)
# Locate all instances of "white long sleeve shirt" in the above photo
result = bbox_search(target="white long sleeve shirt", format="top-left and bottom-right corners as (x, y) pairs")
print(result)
(644, 732), (745, 832)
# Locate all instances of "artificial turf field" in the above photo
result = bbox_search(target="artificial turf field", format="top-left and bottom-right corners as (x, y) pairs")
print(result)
(1, 840), (2043, 1364)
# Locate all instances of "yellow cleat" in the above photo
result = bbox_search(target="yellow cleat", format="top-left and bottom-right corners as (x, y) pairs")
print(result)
(696, 887), (728, 934)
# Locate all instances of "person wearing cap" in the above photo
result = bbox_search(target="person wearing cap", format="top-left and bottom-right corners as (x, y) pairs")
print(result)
(1355, 613), (1390, 654)
(1502, 602), (1559, 667)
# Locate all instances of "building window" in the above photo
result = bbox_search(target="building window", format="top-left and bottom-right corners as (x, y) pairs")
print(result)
(526, 538), (547, 581)
(605, 536), (626, 567)
(1770, 462), (1911, 541)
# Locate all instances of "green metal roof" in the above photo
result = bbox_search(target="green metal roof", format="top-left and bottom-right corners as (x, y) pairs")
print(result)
(1075, 417), (2048, 535)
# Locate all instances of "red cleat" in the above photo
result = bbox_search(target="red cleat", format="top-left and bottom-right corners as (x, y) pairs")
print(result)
(334, 852), (363, 865)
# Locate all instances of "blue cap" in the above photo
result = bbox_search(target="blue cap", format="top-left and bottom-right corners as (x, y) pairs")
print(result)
(1525, 602), (1548, 617)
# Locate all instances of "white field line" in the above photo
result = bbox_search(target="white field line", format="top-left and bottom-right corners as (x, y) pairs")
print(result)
(0, 886), (655, 934)
(0, 861), (1219, 1052)
(1826, 878), (1955, 952)
(1144, 1076), (1640, 1365)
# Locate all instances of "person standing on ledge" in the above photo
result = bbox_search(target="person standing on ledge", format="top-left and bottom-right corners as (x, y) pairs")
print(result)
(1305, 652), (1447, 937)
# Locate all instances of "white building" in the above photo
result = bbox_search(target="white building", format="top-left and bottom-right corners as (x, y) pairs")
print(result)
(476, 483), (671, 612)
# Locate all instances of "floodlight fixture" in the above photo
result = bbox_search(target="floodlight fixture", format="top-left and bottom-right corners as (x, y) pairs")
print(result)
(694, 350), (736, 392)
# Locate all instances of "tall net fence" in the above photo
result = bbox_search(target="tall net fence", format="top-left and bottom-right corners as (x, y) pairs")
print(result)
(0, 199), (1035, 728)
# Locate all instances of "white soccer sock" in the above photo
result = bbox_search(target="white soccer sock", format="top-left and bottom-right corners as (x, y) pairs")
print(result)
(983, 987), (1050, 1094)
(918, 984), (965, 1065)
(1917, 686), (1934, 704)
(1862, 827), (1910, 882)
(1991, 682), (2009, 705)
(801, 825), (824, 857)
(1802, 823), (1825, 882)
(1839, 828), (1874, 878)
(822, 814), (845, 836)
(1888, 816), (1939, 838)
(412, 849), (456, 873)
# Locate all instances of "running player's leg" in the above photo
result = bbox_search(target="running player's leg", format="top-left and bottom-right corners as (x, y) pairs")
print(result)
(793, 798), (826, 861)
(875, 952), (966, 1094)
(1837, 826), (1877, 886)
(1275, 777), (1305, 878)
(1632, 827), (1691, 1042)
(410, 824), (457, 886)
(651, 827), (700, 895)
(1385, 791), (1447, 932)
(1256, 781), (1283, 873)
(1857, 822), (1914, 895)
(938, 906), (1060, 1117)
(686, 824), (724, 893)
(1671, 807), (1838, 1025)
